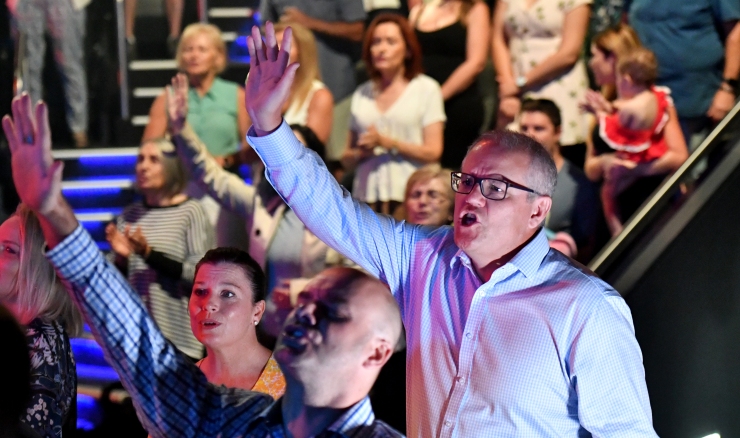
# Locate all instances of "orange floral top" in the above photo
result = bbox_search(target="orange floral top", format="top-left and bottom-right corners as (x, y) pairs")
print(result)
(251, 355), (286, 399)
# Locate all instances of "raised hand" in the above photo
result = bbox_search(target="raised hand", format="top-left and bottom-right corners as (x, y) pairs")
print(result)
(245, 21), (300, 135)
(2, 94), (64, 215)
(167, 73), (189, 136)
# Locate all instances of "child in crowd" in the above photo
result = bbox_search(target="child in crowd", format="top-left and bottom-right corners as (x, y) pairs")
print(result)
(581, 47), (672, 236)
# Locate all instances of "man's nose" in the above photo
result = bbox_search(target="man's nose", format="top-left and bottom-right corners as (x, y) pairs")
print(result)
(464, 183), (487, 207)
(295, 302), (317, 327)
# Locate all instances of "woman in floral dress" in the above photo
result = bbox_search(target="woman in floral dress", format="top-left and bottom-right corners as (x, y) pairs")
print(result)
(0, 204), (82, 438)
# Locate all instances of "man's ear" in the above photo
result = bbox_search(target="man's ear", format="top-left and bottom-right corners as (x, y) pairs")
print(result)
(529, 195), (552, 229)
(363, 338), (394, 369)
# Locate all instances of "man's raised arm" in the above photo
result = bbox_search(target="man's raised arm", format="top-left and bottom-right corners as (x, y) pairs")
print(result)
(2, 94), (271, 437)
(243, 23), (418, 295)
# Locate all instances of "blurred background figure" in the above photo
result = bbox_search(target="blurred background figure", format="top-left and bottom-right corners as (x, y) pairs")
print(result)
(341, 14), (445, 217)
(410, 0), (490, 170)
(401, 163), (454, 226)
(260, 0), (366, 160)
(519, 98), (603, 262)
(189, 248), (286, 397)
(107, 138), (214, 360)
(584, 25), (687, 234)
(492, 0), (591, 167)
(143, 23), (250, 250)
(273, 22), (334, 145)
(10, 0), (88, 147)
(628, 0), (740, 149)
(0, 303), (33, 438)
(0, 204), (82, 437)
(124, 0), (183, 59)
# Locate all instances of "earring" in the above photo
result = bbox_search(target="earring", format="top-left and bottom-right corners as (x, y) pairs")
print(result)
(254, 320), (259, 325)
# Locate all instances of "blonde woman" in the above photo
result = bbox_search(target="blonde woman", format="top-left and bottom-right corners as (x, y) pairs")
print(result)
(143, 23), (250, 166)
(0, 204), (82, 437)
(274, 22), (334, 143)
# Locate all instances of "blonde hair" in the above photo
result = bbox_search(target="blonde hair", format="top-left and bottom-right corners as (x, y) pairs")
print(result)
(11, 204), (82, 336)
(593, 24), (642, 100)
(138, 138), (188, 198)
(273, 22), (321, 110)
(176, 23), (227, 74)
(618, 47), (658, 87)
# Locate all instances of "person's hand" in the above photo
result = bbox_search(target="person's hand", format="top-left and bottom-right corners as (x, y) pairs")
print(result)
(106, 223), (133, 258)
(579, 89), (613, 115)
(245, 22), (300, 136)
(166, 73), (189, 136)
(125, 226), (151, 257)
(498, 80), (520, 99)
(357, 125), (384, 150)
(604, 158), (639, 196)
(279, 7), (312, 28)
(496, 96), (521, 129)
(2, 94), (64, 215)
(707, 88), (735, 123)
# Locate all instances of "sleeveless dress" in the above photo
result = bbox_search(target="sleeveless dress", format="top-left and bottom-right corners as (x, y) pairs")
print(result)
(284, 79), (328, 127)
(598, 86), (672, 164)
(415, 21), (484, 170)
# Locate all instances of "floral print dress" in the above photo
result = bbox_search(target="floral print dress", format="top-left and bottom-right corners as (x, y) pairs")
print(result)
(23, 319), (76, 438)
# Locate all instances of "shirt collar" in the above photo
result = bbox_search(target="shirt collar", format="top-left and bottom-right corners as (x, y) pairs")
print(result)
(257, 396), (376, 437)
(450, 228), (550, 279)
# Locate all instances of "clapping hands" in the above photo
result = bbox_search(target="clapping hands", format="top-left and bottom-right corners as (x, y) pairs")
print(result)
(106, 223), (151, 258)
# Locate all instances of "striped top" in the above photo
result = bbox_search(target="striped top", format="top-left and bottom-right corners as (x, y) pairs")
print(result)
(116, 199), (214, 359)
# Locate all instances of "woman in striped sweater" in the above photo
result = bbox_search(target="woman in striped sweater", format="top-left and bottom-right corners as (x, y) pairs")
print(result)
(106, 138), (215, 360)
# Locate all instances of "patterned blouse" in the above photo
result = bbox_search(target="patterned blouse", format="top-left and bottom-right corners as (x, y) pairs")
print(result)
(196, 354), (286, 400)
(23, 318), (76, 438)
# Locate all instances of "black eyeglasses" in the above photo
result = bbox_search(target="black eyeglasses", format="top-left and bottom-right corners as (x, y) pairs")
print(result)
(450, 172), (540, 200)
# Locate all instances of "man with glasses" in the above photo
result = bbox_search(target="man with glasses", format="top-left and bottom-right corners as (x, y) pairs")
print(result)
(246, 24), (655, 437)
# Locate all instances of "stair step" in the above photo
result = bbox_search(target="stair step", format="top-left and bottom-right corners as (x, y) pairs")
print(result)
(208, 7), (254, 18)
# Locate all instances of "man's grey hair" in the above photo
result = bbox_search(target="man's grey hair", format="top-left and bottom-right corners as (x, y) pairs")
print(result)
(467, 130), (558, 199)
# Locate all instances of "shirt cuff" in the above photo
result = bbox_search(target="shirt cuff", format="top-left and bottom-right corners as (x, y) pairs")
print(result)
(46, 225), (100, 282)
(247, 120), (304, 167)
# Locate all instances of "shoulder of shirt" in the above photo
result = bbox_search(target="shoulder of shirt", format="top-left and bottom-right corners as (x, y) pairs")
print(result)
(544, 249), (621, 301)
(413, 74), (441, 89)
(213, 77), (240, 91)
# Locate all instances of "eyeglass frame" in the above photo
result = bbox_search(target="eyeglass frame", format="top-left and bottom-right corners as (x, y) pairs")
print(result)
(450, 172), (542, 201)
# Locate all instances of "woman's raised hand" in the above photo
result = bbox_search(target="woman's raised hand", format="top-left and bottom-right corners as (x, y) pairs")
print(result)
(2, 94), (63, 215)
(166, 73), (189, 136)
(245, 22), (300, 136)
(106, 223), (133, 258)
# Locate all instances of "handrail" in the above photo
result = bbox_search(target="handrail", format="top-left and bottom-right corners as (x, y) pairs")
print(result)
(589, 98), (740, 275)
(115, 0), (129, 120)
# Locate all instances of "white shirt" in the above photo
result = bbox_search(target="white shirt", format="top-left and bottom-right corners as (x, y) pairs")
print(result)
(350, 74), (446, 203)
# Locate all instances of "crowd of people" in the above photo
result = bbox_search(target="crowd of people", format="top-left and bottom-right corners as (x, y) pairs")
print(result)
(0, 0), (739, 437)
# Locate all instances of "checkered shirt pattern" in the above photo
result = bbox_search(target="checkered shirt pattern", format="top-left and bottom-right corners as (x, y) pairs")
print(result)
(248, 122), (659, 438)
(46, 226), (401, 438)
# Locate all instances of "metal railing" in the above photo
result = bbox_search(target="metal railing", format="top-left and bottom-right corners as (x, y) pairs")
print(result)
(588, 98), (740, 287)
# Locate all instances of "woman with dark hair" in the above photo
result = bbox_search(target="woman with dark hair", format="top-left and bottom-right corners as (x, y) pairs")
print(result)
(189, 247), (285, 397)
(106, 137), (214, 360)
(341, 14), (446, 216)
(0, 204), (82, 437)
(410, 0), (490, 170)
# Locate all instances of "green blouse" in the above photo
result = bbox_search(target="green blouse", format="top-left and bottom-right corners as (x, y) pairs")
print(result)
(186, 77), (241, 157)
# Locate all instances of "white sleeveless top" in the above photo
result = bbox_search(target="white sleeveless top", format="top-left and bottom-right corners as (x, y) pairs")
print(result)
(284, 79), (327, 126)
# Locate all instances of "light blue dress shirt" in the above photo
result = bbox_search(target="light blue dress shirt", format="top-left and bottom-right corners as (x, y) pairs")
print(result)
(248, 122), (658, 438)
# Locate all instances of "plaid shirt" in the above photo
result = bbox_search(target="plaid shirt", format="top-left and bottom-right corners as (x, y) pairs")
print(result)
(46, 226), (403, 438)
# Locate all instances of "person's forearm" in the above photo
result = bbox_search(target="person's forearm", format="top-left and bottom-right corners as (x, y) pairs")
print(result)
(380, 135), (441, 163)
(440, 60), (486, 100)
(723, 22), (740, 81)
(144, 250), (183, 280)
(174, 123), (256, 218)
(492, 34), (514, 85)
(36, 196), (79, 249)
(521, 50), (580, 91)
(640, 150), (687, 177)
(306, 18), (364, 42)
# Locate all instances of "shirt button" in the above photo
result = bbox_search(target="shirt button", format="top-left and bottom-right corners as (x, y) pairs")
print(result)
(465, 332), (472, 339)
(444, 420), (453, 428)
(479, 291), (487, 297)
(457, 376), (465, 383)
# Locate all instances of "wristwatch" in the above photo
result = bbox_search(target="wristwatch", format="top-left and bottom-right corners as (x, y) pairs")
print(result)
(515, 75), (527, 89)
(722, 77), (738, 94)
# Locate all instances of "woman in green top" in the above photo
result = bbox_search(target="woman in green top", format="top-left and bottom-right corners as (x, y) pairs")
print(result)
(144, 23), (250, 167)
